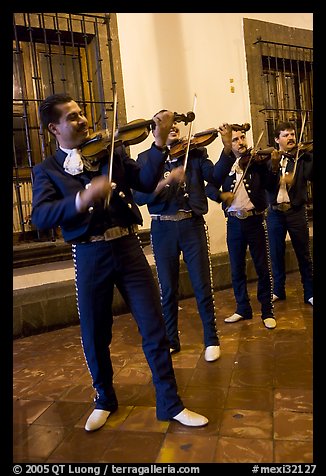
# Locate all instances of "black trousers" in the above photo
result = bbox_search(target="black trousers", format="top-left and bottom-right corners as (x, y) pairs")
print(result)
(72, 234), (184, 420)
(150, 215), (219, 350)
(266, 206), (313, 302)
(226, 214), (274, 319)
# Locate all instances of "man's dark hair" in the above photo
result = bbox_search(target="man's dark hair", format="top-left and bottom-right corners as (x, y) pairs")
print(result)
(274, 121), (296, 139)
(39, 93), (74, 130)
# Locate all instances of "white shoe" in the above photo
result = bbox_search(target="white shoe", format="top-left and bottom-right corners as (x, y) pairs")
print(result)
(272, 294), (280, 302)
(85, 409), (110, 432)
(224, 313), (244, 323)
(263, 317), (277, 329)
(170, 347), (180, 354)
(173, 408), (208, 427)
(205, 345), (221, 362)
(308, 297), (313, 306)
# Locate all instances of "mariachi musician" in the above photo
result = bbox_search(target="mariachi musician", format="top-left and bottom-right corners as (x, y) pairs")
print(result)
(133, 118), (222, 360)
(31, 93), (210, 432)
(205, 122), (276, 329)
(265, 121), (313, 306)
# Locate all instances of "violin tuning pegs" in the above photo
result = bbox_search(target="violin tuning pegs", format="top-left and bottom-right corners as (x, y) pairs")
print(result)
(231, 123), (251, 132)
(186, 111), (196, 122)
(173, 111), (195, 126)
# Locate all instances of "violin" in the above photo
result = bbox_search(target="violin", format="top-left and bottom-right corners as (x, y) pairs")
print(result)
(169, 128), (218, 158)
(277, 140), (313, 188)
(239, 138), (313, 169)
(79, 111), (195, 159)
(238, 146), (274, 168)
(282, 140), (313, 159)
(169, 123), (251, 159)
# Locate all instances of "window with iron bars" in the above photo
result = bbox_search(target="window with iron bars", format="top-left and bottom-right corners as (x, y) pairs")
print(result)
(257, 39), (313, 219)
(243, 18), (313, 221)
(257, 40), (313, 148)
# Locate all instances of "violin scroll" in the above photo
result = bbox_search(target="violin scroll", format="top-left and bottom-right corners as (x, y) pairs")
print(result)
(173, 111), (196, 126)
(231, 123), (251, 132)
(152, 111), (196, 130)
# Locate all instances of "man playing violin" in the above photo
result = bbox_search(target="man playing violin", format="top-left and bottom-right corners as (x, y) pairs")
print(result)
(265, 121), (313, 306)
(31, 93), (209, 432)
(134, 119), (221, 362)
(206, 124), (276, 330)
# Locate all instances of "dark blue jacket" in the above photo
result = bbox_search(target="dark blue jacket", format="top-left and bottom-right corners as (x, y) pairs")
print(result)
(205, 150), (270, 214)
(31, 144), (168, 242)
(265, 151), (313, 207)
(133, 145), (218, 216)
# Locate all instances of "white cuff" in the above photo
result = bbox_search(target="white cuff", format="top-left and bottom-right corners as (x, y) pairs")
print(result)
(75, 192), (84, 213)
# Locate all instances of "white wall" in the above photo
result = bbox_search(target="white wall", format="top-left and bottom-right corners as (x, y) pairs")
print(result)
(116, 13), (313, 253)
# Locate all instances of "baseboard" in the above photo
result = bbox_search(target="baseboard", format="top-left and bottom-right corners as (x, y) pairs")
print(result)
(13, 239), (311, 338)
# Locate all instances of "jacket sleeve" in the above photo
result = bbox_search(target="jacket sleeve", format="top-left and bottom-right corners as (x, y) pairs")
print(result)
(212, 150), (236, 188)
(205, 150), (236, 203)
(123, 144), (167, 193)
(132, 147), (172, 206)
(254, 161), (273, 189)
(264, 158), (282, 192)
(195, 147), (217, 183)
(205, 182), (223, 203)
(31, 164), (89, 231)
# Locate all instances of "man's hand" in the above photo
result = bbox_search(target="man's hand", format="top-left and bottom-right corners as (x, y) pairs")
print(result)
(166, 166), (186, 185)
(154, 166), (185, 195)
(220, 191), (234, 207)
(78, 175), (112, 212)
(271, 149), (282, 172)
(280, 172), (294, 186)
(152, 110), (175, 148)
(217, 123), (233, 154)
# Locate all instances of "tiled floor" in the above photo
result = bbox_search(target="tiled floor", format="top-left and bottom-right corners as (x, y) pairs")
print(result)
(13, 272), (313, 463)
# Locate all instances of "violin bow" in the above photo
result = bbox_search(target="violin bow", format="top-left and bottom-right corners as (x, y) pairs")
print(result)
(177, 94), (197, 197)
(104, 89), (118, 208)
(288, 111), (307, 190)
(182, 93), (197, 172)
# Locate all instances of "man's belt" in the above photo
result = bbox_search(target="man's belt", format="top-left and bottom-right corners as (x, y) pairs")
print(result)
(86, 225), (138, 243)
(271, 203), (292, 212)
(151, 211), (192, 222)
(227, 209), (265, 220)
